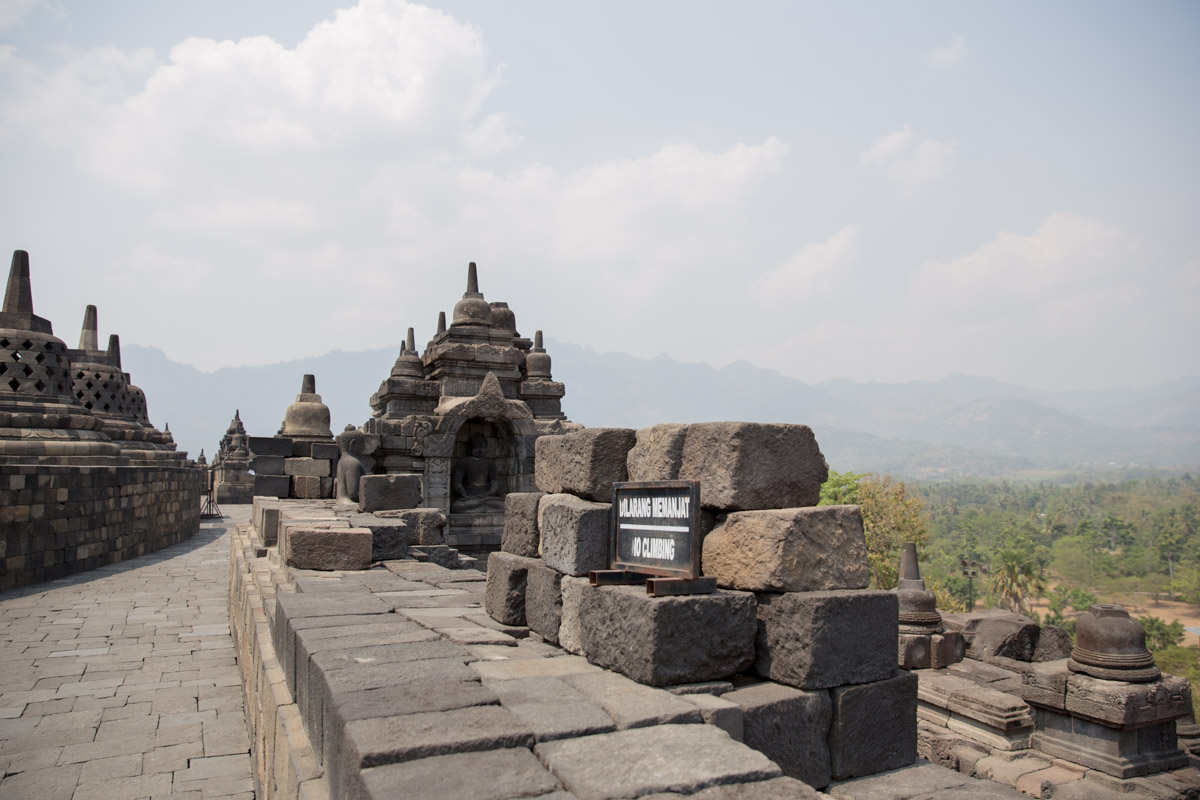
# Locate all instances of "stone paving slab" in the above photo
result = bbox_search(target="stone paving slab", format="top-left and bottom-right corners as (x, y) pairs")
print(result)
(0, 508), (255, 799)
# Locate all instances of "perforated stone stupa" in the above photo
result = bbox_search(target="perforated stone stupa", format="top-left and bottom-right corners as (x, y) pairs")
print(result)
(358, 262), (578, 553)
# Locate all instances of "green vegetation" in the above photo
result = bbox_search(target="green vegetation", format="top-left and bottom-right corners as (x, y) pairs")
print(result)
(818, 471), (928, 590)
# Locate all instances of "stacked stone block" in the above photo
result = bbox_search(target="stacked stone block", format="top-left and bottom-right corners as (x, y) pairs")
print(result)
(249, 435), (338, 500)
(0, 459), (203, 589)
(484, 421), (919, 789)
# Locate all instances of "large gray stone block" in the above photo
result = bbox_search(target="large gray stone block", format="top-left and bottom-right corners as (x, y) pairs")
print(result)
(560, 670), (701, 729)
(535, 725), (781, 800)
(249, 436), (293, 457)
(283, 527), (372, 571)
(703, 506), (868, 592)
(724, 681), (832, 789)
(487, 677), (616, 743)
(539, 494), (611, 577)
(626, 423), (689, 482)
(535, 427), (636, 502)
(558, 575), (590, 655)
(347, 515), (409, 561)
(374, 507), (446, 546)
(626, 422), (827, 511)
(253, 473), (291, 499)
(755, 590), (897, 690)
(250, 454), (285, 475)
(485, 551), (539, 626)
(359, 474), (422, 513)
(502, 492), (544, 557)
(579, 584), (756, 686)
(525, 562), (564, 644)
(359, 748), (562, 800)
(285, 457), (333, 477)
(828, 671), (918, 780)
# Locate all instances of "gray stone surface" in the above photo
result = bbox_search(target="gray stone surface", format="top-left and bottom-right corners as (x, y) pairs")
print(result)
(558, 575), (590, 655)
(251, 454), (285, 475)
(0, 518), (254, 800)
(502, 491), (545, 557)
(484, 551), (538, 626)
(359, 747), (562, 800)
(725, 681), (833, 789)
(535, 427), (637, 502)
(359, 474), (422, 513)
(626, 423), (689, 483)
(285, 457), (333, 477)
(539, 493), (612, 577)
(337, 706), (535, 797)
(254, 473), (291, 498)
(642, 776), (826, 800)
(373, 507), (446, 546)
(678, 692), (744, 741)
(534, 725), (782, 800)
(525, 562), (564, 644)
(283, 527), (372, 571)
(1033, 624), (1073, 661)
(703, 506), (869, 592)
(345, 515), (409, 561)
(626, 422), (827, 511)
(828, 672), (918, 781)
(250, 435), (294, 457)
(579, 585), (756, 686)
(754, 590), (897, 690)
(487, 676), (617, 742)
(561, 671), (702, 729)
(1064, 671), (1192, 727)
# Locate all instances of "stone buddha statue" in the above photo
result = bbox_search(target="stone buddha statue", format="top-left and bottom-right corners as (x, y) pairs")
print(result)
(336, 425), (367, 505)
(451, 433), (506, 513)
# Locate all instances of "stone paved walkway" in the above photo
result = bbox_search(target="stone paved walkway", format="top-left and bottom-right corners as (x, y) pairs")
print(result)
(0, 510), (255, 800)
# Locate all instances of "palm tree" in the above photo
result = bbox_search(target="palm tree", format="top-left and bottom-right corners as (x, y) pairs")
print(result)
(989, 548), (1045, 617)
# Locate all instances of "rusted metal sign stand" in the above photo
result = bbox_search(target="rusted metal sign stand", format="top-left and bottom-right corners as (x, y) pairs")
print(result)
(589, 480), (715, 597)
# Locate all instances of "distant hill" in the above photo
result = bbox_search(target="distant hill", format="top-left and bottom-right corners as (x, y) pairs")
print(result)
(121, 341), (1200, 482)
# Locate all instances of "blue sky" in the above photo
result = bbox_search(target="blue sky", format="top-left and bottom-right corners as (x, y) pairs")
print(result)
(1, 0), (1197, 391)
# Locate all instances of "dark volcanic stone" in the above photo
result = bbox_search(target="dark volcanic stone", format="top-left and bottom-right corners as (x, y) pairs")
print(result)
(358, 748), (561, 800)
(724, 681), (832, 789)
(828, 671), (918, 780)
(535, 427), (637, 502)
(579, 584), (756, 686)
(754, 590), (897, 690)
(502, 492), (544, 558)
(538, 493), (610, 577)
(525, 562), (564, 644)
(484, 551), (539, 626)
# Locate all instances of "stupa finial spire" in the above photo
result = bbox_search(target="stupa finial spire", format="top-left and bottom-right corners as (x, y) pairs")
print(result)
(900, 542), (921, 582)
(4, 250), (33, 314)
(79, 305), (99, 351)
(406, 327), (416, 353)
(107, 334), (122, 369)
(437, 311), (446, 334)
(466, 261), (479, 294)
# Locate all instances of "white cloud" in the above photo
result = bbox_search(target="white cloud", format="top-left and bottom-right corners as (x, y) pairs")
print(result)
(0, 0), (790, 370)
(751, 226), (858, 303)
(926, 34), (966, 67)
(0, 0), (46, 31)
(859, 125), (957, 187)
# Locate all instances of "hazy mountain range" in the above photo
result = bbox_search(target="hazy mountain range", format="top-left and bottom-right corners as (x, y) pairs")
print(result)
(122, 341), (1200, 482)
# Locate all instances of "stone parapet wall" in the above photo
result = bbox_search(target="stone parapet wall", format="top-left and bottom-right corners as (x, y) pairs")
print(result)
(0, 461), (203, 589)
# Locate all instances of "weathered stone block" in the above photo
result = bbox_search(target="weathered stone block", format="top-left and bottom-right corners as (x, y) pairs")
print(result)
(626, 422), (827, 511)
(373, 507), (445, 545)
(535, 427), (636, 502)
(931, 632), (966, 669)
(359, 748), (562, 800)
(579, 584), (756, 686)
(828, 671), (918, 781)
(291, 475), (332, 499)
(899, 632), (933, 670)
(358, 474), (422, 512)
(346, 515), (409, 561)
(284, 527), (372, 571)
(311, 441), (339, 460)
(1033, 625), (1073, 661)
(485, 552), (539, 626)
(502, 492), (544, 558)
(254, 474), (291, 499)
(754, 590), (897, 690)
(539, 494), (610, 577)
(702, 506), (868, 592)
(533, 725), (781, 799)
(250, 455), (285, 475)
(626, 423), (689, 483)
(1064, 672), (1192, 727)
(525, 563), (563, 644)
(724, 681), (832, 789)
(1032, 706), (1189, 778)
(558, 575), (590, 655)
(249, 436), (293, 457)
(487, 677), (616, 743)
(285, 457), (333, 477)
(559, 670), (701, 728)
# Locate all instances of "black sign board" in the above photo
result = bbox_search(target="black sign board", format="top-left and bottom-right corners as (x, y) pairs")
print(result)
(609, 480), (701, 580)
